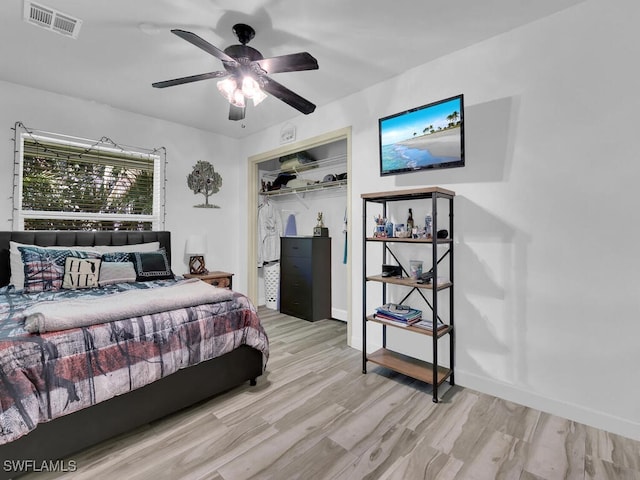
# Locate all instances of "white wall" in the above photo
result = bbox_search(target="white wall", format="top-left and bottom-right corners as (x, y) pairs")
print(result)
(2, 0), (638, 441)
(0, 80), (242, 283)
(241, 0), (640, 440)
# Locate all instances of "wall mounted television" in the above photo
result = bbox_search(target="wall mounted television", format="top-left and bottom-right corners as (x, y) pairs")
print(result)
(379, 94), (464, 176)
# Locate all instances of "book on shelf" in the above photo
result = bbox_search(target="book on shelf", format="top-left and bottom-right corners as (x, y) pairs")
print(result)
(374, 303), (422, 322)
(413, 319), (448, 331)
(372, 313), (420, 327)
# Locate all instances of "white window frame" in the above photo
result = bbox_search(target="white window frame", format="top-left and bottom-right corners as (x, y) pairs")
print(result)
(13, 130), (165, 231)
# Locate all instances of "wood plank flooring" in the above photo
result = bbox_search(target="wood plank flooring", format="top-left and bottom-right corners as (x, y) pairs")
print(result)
(19, 308), (640, 480)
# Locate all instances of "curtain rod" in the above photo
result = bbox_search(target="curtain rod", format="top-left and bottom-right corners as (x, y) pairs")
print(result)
(14, 121), (165, 157)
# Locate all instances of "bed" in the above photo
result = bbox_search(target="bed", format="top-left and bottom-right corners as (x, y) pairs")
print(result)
(0, 231), (268, 479)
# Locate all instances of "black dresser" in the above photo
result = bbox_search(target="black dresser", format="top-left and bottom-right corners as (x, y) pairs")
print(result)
(280, 236), (331, 321)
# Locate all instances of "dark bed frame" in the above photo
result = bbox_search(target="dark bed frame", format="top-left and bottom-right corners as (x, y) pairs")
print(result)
(0, 231), (263, 479)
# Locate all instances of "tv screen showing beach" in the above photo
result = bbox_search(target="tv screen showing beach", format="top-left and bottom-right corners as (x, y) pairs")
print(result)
(379, 94), (464, 176)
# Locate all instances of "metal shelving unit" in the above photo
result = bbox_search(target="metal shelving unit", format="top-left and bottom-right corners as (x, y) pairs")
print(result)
(361, 186), (455, 403)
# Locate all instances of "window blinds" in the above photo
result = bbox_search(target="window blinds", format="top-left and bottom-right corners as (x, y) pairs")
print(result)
(17, 135), (162, 231)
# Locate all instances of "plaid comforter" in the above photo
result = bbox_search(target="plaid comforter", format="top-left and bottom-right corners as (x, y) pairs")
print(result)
(0, 279), (269, 445)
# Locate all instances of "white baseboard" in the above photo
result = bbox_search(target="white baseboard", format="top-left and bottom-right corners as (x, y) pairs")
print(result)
(332, 307), (347, 322)
(350, 334), (640, 441)
(456, 370), (640, 442)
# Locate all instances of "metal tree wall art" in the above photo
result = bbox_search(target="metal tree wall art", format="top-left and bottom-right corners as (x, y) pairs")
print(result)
(187, 160), (222, 208)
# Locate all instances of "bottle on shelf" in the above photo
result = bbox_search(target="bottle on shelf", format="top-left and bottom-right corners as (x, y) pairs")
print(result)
(407, 208), (414, 230)
(425, 213), (432, 239)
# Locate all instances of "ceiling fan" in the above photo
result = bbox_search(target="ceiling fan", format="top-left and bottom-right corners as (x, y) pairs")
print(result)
(152, 23), (319, 121)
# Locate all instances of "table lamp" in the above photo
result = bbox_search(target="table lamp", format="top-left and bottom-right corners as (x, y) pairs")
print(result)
(185, 234), (208, 274)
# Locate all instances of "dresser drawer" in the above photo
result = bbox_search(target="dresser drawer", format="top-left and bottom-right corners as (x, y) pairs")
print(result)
(281, 256), (311, 281)
(184, 271), (233, 289)
(208, 276), (231, 288)
(280, 292), (312, 319)
(281, 237), (312, 258)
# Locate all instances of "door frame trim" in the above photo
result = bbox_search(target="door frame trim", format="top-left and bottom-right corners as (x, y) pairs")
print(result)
(247, 126), (352, 342)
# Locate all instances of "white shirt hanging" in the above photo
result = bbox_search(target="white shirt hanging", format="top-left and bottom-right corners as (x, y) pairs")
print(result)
(257, 201), (283, 266)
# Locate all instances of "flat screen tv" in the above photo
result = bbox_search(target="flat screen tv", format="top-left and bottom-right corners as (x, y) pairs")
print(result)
(379, 94), (464, 176)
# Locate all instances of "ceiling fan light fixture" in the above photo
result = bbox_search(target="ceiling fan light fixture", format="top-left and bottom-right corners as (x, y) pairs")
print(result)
(218, 75), (267, 108)
(252, 88), (268, 106)
(241, 76), (268, 106)
(231, 88), (246, 108)
(216, 77), (237, 102)
(241, 76), (260, 98)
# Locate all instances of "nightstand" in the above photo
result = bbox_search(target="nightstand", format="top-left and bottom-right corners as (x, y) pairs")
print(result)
(184, 271), (234, 289)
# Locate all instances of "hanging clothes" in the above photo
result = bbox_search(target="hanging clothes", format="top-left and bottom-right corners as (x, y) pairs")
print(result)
(343, 207), (348, 264)
(257, 201), (283, 266)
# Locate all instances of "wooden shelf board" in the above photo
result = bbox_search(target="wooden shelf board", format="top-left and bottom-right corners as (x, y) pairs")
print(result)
(365, 237), (452, 244)
(367, 315), (451, 338)
(361, 186), (455, 201)
(366, 274), (452, 291)
(367, 348), (451, 385)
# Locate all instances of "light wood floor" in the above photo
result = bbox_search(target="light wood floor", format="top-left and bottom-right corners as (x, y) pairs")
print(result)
(21, 307), (640, 480)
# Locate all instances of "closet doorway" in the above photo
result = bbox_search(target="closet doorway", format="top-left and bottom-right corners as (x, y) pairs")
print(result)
(247, 127), (352, 342)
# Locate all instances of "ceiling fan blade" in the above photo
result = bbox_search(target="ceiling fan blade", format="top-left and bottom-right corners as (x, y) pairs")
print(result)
(171, 29), (238, 67)
(229, 104), (246, 121)
(261, 77), (316, 114)
(152, 71), (228, 88)
(254, 52), (318, 74)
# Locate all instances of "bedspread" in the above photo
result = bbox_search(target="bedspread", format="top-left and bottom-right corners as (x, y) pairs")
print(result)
(23, 278), (234, 333)
(0, 279), (269, 445)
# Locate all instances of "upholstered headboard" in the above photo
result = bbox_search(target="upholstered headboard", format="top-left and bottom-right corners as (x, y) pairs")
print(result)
(0, 231), (171, 288)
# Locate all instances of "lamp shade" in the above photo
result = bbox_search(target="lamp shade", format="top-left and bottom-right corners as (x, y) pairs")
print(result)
(185, 235), (207, 255)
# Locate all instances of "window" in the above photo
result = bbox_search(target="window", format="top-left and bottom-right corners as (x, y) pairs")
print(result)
(13, 128), (165, 231)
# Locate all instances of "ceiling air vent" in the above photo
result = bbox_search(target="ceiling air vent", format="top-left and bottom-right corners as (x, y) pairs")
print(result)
(23, 1), (82, 39)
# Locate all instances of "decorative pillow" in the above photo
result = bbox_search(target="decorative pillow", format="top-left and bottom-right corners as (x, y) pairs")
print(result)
(62, 257), (102, 290)
(98, 261), (137, 286)
(18, 246), (102, 293)
(101, 251), (132, 263)
(131, 249), (174, 281)
(9, 241), (99, 291)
